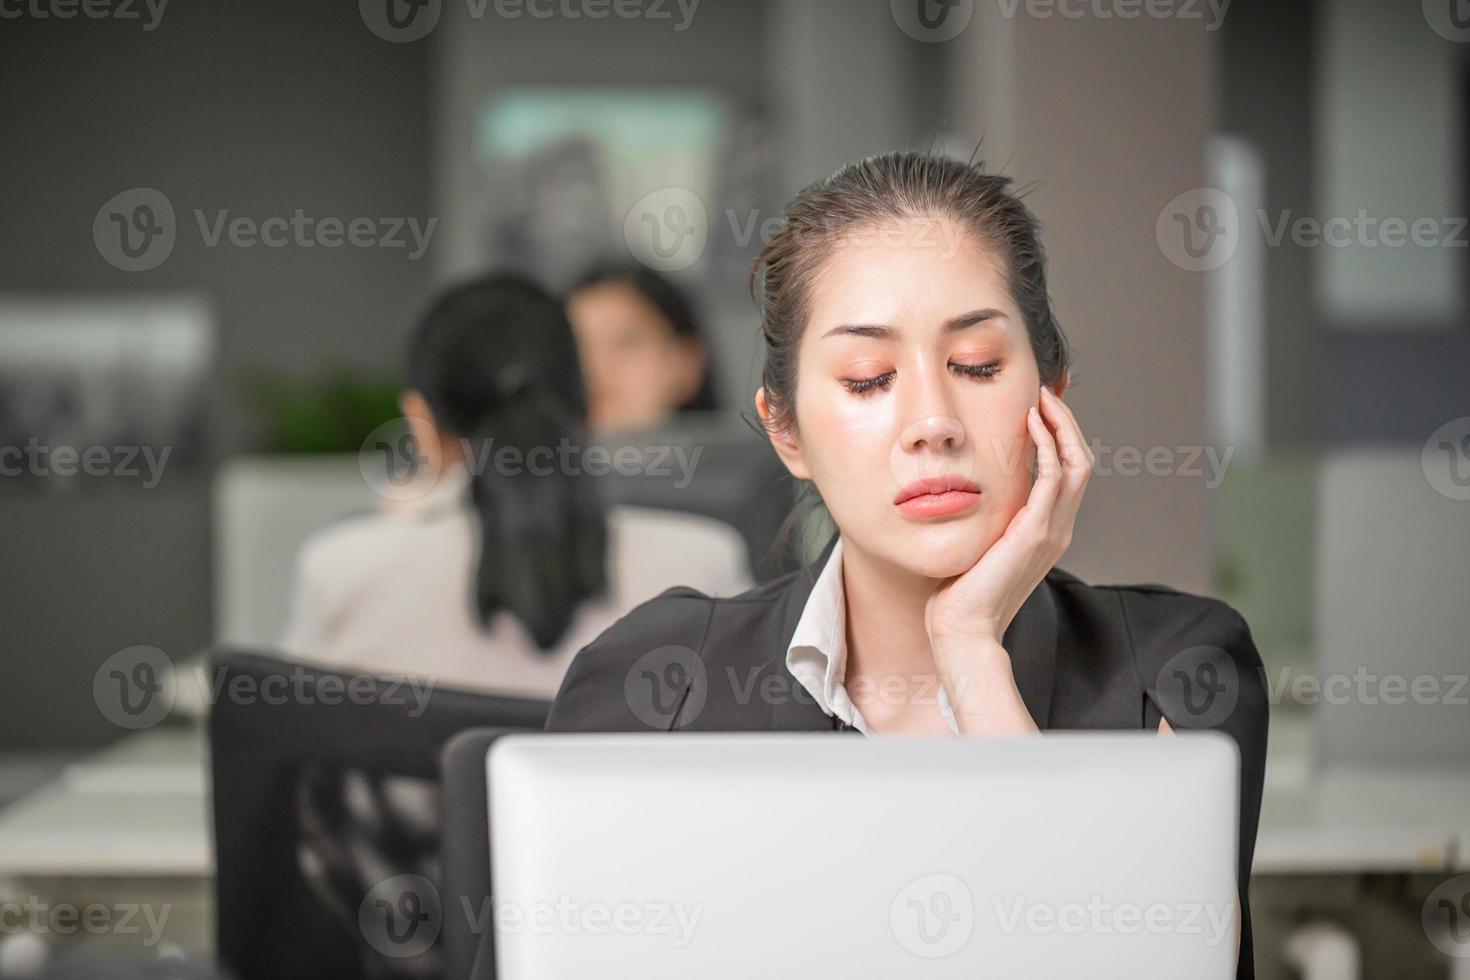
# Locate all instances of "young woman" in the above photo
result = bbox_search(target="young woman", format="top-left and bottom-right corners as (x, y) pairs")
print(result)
(566, 261), (718, 434)
(545, 153), (1268, 976)
(280, 273), (750, 698)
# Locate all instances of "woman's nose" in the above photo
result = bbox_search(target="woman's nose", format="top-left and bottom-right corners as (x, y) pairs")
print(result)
(899, 366), (966, 454)
(900, 413), (966, 454)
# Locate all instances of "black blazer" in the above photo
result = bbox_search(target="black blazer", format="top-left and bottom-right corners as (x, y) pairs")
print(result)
(546, 534), (1269, 978)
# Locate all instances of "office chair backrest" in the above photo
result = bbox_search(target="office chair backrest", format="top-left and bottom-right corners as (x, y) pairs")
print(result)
(1313, 448), (1470, 770)
(440, 728), (531, 980)
(593, 411), (796, 580)
(208, 650), (549, 980)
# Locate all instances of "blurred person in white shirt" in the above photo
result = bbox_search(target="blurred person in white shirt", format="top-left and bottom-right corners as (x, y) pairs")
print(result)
(280, 272), (751, 698)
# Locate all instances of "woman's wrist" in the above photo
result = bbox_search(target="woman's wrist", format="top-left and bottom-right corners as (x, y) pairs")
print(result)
(932, 635), (1040, 735)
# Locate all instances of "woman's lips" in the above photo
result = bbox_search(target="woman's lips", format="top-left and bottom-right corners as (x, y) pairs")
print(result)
(893, 476), (982, 517)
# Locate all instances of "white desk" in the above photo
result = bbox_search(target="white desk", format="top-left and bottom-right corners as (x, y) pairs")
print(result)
(9, 714), (1469, 880)
(7, 714), (1469, 876)
(1255, 713), (1470, 874)
(0, 727), (214, 959)
(0, 726), (211, 879)
(1258, 768), (1470, 874)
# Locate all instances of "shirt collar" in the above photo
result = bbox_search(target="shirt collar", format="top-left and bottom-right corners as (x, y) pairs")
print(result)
(785, 535), (859, 728)
(383, 459), (472, 520)
(783, 536), (959, 734)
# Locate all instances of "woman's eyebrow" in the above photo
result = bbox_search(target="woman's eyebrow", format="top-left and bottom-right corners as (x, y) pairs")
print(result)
(821, 323), (895, 339)
(944, 309), (1006, 332)
(820, 309), (1007, 340)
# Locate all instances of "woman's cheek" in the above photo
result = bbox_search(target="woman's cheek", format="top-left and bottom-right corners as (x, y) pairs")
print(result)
(797, 382), (893, 503)
(836, 396), (902, 498)
(977, 410), (1035, 509)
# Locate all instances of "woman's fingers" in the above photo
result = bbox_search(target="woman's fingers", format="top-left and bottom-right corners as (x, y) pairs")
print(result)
(1041, 386), (1092, 454)
(1037, 387), (1091, 539)
(1024, 403), (1063, 525)
(1041, 386), (1094, 475)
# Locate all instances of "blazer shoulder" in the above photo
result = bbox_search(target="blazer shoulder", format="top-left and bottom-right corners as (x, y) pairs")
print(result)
(1065, 577), (1268, 735)
(1090, 580), (1256, 663)
(543, 585), (709, 730)
(1049, 571), (1248, 641)
(545, 570), (803, 731)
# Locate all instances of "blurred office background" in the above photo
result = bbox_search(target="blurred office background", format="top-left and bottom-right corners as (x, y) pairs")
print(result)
(0, 0), (1467, 977)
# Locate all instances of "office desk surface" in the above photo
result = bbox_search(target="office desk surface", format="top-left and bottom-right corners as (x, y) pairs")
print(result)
(1257, 768), (1470, 874)
(0, 727), (211, 878)
(1255, 714), (1470, 874)
(2, 720), (1467, 880)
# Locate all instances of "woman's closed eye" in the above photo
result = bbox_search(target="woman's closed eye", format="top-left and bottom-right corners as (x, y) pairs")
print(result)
(840, 370), (895, 394)
(952, 359), (1003, 380)
(839, 360), (1004, 395)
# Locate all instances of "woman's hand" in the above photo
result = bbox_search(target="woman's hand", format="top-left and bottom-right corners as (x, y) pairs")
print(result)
(924, 385), (1094, 734)
(926, 385), (1093, 644)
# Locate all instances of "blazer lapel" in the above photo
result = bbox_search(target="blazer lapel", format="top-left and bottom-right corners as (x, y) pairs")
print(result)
(766, 533), (842, 732)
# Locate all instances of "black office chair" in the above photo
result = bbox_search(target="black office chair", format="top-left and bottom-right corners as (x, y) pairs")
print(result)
(593, 411), (797, 581)
(439, 728), (529, 980)
(208, 651), (549, 980)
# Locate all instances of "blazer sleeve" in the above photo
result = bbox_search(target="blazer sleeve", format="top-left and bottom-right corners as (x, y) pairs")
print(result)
(1118, 588), (1269, 979)
(545, 586), (716, 732)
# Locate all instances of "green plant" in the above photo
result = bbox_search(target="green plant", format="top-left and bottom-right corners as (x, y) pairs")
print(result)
(237, 367), (402, 454)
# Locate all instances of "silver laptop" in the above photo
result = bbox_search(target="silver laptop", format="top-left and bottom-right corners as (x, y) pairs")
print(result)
(488, 733), (1240, 979)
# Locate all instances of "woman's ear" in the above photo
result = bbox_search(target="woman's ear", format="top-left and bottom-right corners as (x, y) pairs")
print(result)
(755, 387), (811, 480)
(399, 389), (437, 449)
(1050, 371), (1071, 400)
(398, 389), (459, 469)
(399, 389), (430, 422)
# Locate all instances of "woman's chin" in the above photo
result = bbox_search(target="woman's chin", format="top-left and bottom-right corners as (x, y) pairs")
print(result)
(906, 552), (985, 580)
(880, 522), (1000, 580)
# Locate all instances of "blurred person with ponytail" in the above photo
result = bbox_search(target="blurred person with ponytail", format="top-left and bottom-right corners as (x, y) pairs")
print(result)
(280, 273), (751, 698)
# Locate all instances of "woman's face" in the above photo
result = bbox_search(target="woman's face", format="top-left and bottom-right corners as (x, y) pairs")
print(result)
(763, 216), (1044, 579)
(567, 281), (705, 434)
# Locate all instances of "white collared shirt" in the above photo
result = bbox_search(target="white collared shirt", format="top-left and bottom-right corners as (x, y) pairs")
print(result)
(280, 461), (754, 699)
(784, 536), (960, 734)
